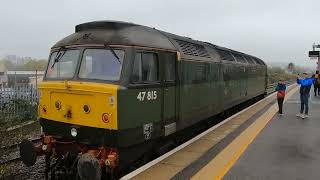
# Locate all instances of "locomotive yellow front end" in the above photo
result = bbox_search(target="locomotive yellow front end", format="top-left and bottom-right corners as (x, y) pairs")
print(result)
(19, 46), (125, 179)
(38, 81), (118, 130)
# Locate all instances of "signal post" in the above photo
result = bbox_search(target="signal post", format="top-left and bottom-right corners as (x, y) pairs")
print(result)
(309, 44), (320, 70)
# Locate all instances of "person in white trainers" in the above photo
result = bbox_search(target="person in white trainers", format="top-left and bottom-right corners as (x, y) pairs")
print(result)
(296, 73), (315, 119)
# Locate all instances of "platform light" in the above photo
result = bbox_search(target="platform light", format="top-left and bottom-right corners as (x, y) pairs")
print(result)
(71, 128), (78, 137)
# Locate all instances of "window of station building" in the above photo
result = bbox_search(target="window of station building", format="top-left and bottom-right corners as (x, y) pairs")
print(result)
(164, 54), (176, 82)
(132, 52), (159, 83)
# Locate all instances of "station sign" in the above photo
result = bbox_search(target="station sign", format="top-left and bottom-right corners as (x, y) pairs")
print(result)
(309, 51), (320, 57)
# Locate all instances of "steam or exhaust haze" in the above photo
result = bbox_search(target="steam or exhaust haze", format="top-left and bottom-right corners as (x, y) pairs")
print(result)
(0, 0), (319, 68)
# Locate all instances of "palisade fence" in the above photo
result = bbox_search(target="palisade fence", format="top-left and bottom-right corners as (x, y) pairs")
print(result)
(0, 84), (38, 122)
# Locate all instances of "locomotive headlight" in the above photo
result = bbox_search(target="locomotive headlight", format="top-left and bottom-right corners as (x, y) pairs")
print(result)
(71, 128), (78, 137)
(83, 104), (90, 113)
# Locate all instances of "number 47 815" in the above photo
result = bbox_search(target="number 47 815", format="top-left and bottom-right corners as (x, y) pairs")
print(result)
(137, 91), (157, 101)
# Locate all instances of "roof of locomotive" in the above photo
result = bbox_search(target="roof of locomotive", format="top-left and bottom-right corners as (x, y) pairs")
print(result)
(52, 21), (266, 65)
(52, 21), (176, 50)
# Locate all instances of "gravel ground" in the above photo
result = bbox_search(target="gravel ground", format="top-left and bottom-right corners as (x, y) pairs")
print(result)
(0, 122), (41, 149)
(0, 157), (45, 180)
(0, 122), (43, 180)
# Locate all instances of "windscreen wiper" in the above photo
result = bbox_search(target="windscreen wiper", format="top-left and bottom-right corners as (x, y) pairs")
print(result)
(51, 47), (66, 69)
(104, 44), (121, 64)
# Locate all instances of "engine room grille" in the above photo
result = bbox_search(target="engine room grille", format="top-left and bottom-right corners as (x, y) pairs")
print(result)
(216, 49), (235, 61)
(175, 39), (211, 58)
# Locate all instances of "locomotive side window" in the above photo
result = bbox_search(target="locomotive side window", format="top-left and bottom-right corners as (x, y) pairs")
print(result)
(79, 49), (124, 81)
(132, 52), (159, 83)
(46, 49), (80, 79)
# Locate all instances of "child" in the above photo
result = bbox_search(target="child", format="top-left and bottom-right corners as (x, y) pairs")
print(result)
(275, 79), (286, 115)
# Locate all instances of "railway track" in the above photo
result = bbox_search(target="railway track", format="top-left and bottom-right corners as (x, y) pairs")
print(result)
(0, 137), (41, 165)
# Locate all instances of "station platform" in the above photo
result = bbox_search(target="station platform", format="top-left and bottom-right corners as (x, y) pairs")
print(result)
(122, 85), (320, 180)
(224, 89), (320, 179)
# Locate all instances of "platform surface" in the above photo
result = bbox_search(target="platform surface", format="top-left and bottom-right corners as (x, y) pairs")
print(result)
(224, 90), (320, 180)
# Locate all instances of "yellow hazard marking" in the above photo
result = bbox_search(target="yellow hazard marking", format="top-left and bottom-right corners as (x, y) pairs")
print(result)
(191, 86), (299, 180)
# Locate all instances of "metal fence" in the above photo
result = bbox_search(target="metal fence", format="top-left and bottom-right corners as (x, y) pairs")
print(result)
(0, 84), (38, 121)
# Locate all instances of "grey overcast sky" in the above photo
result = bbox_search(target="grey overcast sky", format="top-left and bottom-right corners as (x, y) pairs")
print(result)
(0, 0), (319, 67)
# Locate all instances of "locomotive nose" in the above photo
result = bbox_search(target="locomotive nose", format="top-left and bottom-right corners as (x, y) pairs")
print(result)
(19, 139), (37, 167)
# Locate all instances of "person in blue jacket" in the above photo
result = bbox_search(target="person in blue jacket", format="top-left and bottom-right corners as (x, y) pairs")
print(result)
(296, 73), (315, 119)
(275, 79), (286, 115)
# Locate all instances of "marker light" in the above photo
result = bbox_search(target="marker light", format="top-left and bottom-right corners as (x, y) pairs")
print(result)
(102, 113), (110, 123)
(42, 106), (47, 114)
(71, 128), (78, 137)
(109, 96), (115, 106)
(83, 104), (90, 113)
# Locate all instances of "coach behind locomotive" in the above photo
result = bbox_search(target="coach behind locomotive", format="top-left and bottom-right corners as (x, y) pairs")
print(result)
(19, 21), (267, 179)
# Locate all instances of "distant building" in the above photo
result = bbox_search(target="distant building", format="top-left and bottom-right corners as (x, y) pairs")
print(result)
(7, 71), (44, 87)
(3, 55), (32, 65)
(0, 64), (8, 88)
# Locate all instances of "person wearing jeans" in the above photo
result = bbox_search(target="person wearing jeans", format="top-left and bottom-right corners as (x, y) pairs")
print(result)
(296, 73), (315, 119)
(300, 93), (310, 118)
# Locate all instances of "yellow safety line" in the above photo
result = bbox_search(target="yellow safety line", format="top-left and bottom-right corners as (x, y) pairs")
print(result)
(191, 86), (299, 180)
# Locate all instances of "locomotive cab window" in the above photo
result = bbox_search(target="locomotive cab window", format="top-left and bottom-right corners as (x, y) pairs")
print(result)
(79, 49), (124, 81)
(132, 52), (159, 83)
(46, 49), (80, 79)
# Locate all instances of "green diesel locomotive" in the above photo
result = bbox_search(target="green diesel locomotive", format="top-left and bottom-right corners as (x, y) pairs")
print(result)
(19, 21), (267, 179)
